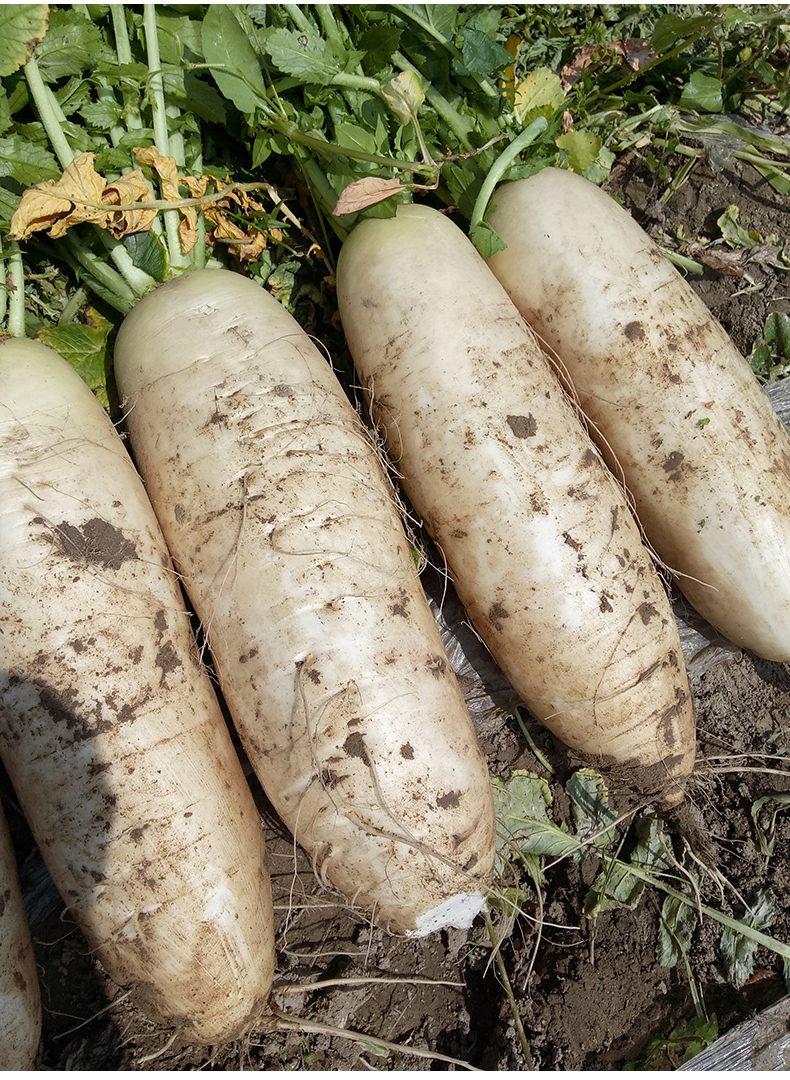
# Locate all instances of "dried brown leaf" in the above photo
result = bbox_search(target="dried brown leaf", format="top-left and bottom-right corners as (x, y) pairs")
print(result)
(178, 207), (199, 254)
(333, 176), (406, 216)
(133, 145), (181, 202)
(9, 152), (108, 240)
(103, 168), (156, 237)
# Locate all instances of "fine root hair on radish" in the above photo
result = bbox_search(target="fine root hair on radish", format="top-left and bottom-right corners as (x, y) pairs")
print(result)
(51, 989), (134, 1040)
(286, 661), (493, 919)
(530, 323), (719, 596)
(356, 372), (431, 569)
(294, 658), (471, 887)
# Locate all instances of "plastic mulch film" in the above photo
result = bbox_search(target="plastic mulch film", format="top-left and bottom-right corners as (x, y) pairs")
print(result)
(679, 994), (790, 1071)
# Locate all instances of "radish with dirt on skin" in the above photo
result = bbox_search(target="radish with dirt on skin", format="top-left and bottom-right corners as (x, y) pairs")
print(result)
(113, 267), (497, 938)
(0, 337), (275, 1044)
(485, 166), (790, 662)
(336, 203), (696, 806)
(0, 802), (41, 1070)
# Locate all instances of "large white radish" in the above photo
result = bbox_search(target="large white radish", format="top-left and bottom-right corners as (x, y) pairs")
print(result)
(113, 268), (496, 937)
(0, 338), (275, 1044)
(486, 166), (790, 661)
(336, 204), (696, 803)
(0, 803), (41, 1069)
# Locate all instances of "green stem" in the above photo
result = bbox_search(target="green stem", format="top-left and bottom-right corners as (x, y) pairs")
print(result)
(621, 859), (790, 963)
(514, 708), (555, 775)
(111, 4), (132, 63)
(24, 54), (74, 170)
(0, 237), (7, 328)
(97, 231), (156, 297)
(7, 242), (26, 338)
(299, 156), (349, 244)
(470, 117), (548, 231)
(65, 233), (136, 314)
(286, 5), (313, 35)
(58, 285), (88, 326)
(392, 51), (478, 151)
(111, 5), (144, 133)
(483, 910), (535, 1069)
(315, 4), (346, 55)
(660, 248), (704, 275)
(26, 45), (155, 300)
(143, 4), (187, 272)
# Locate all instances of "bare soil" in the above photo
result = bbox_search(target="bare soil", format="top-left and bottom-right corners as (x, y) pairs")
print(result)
(3, 152), (790, 1071)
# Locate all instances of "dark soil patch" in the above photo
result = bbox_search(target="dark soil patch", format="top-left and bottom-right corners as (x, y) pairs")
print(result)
(3, 153), (790, 1071)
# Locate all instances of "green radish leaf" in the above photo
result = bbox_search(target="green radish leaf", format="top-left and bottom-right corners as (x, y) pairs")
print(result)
(334, 122), (378, 157)
(459, 27), (513, 76)
(750, 159), (790, 197)
(0, 184), (21, 231)
(567, 769), (617, 849)
(0, 5), (48, 78)
(95, 59), (150, 86)
(124, 231), (167, 283)
(583, 145), (615, 185)
(36, 317), (113, 409)
(264, 26), (339, 86)
(764, 313), (790, 359)
(555, 130), (602, 175)
(0, 135), (59, 186)
(359, 25), (402, 75)
(470, 220), (507, 258)
(202, 5), (267, 115)
(464, 6), (502, 39)
(0, 94), (10, 138)
(55, 75), (93, 118)
(748, 340), (772, 378)
(720, 889), (775, 988)
(717, 204), (759, 248)
(80, 99), (124, 131)
(34, 8), (108, 82)
(585, 857), (645, 917)
(487, 886), (528, 915)
(657, 893), (698, 968)
(722, 7), (749, 28)
(679, 72), (723, 113)
(750, 791), (790, 858)
(182, 72), (227, 126)
(651, 13), (712, 55)
(403, 5), (459, 37)
(381, 70), (425, 126)
(155, 13), (204, 65)
(491, 770), (576, 871)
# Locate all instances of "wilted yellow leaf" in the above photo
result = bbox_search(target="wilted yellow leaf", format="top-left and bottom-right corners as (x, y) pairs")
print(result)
(513, 68), (564, 124)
